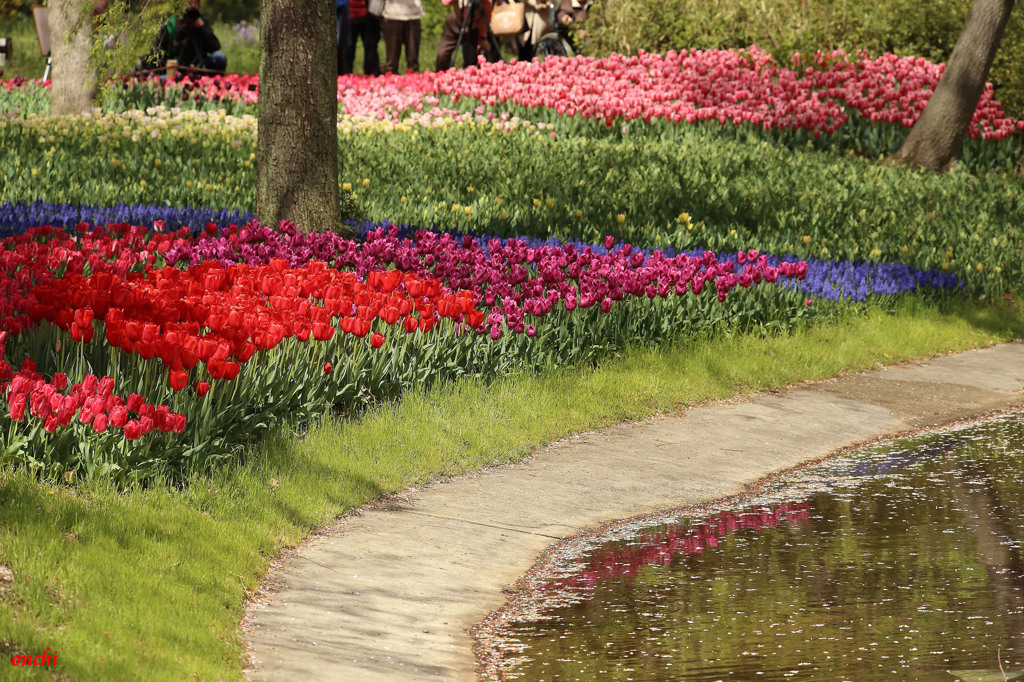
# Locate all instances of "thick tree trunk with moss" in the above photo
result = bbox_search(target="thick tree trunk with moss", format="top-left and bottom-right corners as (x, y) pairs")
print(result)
(889, 0), (1015, 172)
(49, 0), (98, 116)
(256, 0), (341, 234)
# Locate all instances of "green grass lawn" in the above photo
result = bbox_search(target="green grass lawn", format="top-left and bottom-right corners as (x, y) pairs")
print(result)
(1, 298), (1022, 680)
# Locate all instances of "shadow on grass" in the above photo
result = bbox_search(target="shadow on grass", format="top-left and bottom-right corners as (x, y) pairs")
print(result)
(941, 295), (1024, 339)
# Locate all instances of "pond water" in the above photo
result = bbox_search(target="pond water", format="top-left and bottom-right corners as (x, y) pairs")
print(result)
(483, 411), (1024, 681)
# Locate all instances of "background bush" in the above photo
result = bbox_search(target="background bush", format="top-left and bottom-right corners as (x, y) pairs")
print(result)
(0, 0), (29, 20)
(201, 0), (257, 23)
(580, 0), (1024, 117)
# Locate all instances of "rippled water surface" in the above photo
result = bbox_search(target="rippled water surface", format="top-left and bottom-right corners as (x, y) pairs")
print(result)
(490, 412), (1024, 681)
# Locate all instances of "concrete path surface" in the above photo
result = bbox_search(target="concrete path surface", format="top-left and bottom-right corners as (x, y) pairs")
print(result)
(242, 343), (1024, 682)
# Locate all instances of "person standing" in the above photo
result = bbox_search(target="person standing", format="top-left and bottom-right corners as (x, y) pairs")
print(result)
(337, 0), (353, 74)
(347, 0), (382, 76)
(153, 0), (227, 73)
(435, 0), (494, 70)
(381, 0), (423, 73)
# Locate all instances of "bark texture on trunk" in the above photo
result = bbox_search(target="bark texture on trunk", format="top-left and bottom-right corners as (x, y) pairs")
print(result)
(256, 0), (341, 234)
(889, 0), (1014, 172)
(49, 0), (97, 116)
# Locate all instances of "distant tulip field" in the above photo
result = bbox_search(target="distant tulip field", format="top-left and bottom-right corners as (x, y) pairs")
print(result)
(0, 46), (1017, 481)
(7, 47), (1018, 140)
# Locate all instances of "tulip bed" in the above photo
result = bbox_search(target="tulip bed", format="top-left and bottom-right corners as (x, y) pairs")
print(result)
(4, 46), (1021, 167)
(3, 217), (842, 481)
(0, 206), (967, 481)
(0, 202), (962, 302)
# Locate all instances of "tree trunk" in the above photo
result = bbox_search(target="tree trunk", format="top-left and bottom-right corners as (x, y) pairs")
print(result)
(49, 0), (98, 116)
(889, 0), (1014, 172)
(944, 461), (1024, 652)
(256, 0), (341, 234)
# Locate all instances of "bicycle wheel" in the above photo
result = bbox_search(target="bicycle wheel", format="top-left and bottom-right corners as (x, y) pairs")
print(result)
(534, 32), (573, 58)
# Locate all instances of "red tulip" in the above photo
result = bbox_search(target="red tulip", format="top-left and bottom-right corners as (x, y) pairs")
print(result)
(169, 369), (189, 391)
(8, 397), (25, 421)
(370, 332), (385, 349)
(353, 319), (372, 337)
(235, 340), (256, 363)
(125, 393), (144, 412)
(312, 323), (335, 341)
(124, 419), (143, 440)
(222, 362), (240, 381)
(96, 376), (114, 397)
(125, 319), (143, 342)
(405, 279), (423, 298)
(74, 307), (94, 329)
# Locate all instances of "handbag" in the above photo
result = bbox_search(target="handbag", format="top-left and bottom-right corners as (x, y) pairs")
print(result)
(490, 1), (525, 36)
(367, 0), (385, 18)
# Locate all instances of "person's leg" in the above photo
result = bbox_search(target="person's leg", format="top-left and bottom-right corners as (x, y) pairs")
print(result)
(435, 12), (460, 71)
(362, 16), (381, 76)
(486, 31), (501, 62)
(407, 19), (420, 73)
(381, 18), (401, 74)
(337, 6), (352, 75)
(461, 23), (478, 69)
(346, 17), (361, 73)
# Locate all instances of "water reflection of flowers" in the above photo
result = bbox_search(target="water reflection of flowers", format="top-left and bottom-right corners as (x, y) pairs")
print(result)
(548, 501), (811, 595)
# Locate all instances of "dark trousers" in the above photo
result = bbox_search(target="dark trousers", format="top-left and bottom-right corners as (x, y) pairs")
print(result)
(435, 11), (498, 70)
(346, 16), (381, 76)
(337, 6), (352, 75)
(382, 18), (421, 74)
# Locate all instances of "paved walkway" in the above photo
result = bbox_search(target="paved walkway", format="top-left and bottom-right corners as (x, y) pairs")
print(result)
(242, 343), (1024, 681)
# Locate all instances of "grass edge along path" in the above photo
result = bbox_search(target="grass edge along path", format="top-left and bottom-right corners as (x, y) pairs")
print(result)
(1, 299), (1023, 681)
